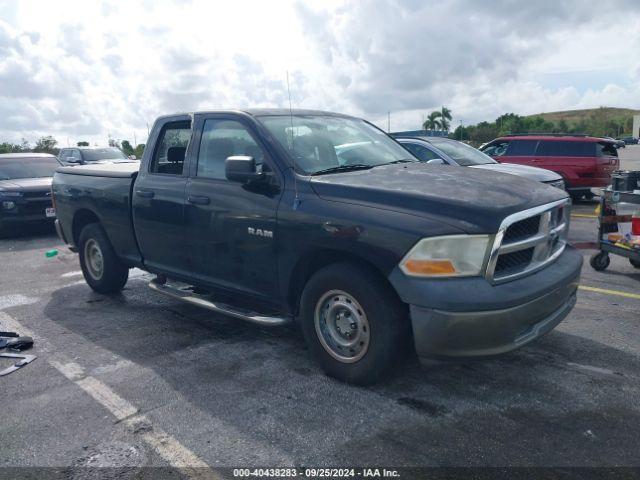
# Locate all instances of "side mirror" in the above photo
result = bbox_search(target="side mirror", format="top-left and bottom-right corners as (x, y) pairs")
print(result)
(225, 156), (262, 183)
(128, 155), (137, 160)
(426, 158), (446, 165)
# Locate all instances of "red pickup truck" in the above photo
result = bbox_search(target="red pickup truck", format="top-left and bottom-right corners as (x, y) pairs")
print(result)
(480, 134), (619, 200)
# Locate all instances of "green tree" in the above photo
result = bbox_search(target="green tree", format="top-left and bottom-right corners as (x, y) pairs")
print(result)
(439, 106), (452, 132)
(423, 111), (442, 131)
(134, 144), (145, 158)
(33, 136), (58, 154)
(121, 140), (135, 156)
(77, 141), (89, 146)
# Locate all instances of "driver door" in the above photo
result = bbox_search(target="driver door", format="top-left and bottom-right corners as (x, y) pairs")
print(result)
(184, 114), (283, 300)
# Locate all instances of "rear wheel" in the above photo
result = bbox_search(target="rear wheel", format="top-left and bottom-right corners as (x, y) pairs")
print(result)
(630, 258), (640, 269)
(299, 262), (409, 385)
(590, 251), (610, 271)
(78, 223), (129, 293)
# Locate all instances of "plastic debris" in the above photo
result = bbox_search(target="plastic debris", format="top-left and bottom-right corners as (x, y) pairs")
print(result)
(45, 249), (58, 258)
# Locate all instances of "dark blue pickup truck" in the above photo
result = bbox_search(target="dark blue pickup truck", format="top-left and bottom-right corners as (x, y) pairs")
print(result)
(52, 109), (582, 384)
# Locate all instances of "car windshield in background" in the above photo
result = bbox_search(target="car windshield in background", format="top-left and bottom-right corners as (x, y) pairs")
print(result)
(258, 115), (415, 174)
(0, 157), (59, 180)
(429, 139), (497, 166)
(82, 148), (128, 162)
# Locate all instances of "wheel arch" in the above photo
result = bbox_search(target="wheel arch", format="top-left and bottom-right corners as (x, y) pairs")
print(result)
(72, 209), (101, 246)
(286, 248), (399, 316)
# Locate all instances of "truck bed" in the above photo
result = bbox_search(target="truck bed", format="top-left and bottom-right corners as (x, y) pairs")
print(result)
(53, 162), (142, 267)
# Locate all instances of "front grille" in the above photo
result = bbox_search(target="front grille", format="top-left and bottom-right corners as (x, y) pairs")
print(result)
(495, 247), (535, 275)
(503, 216), (541, 243)
(487, 199), (570, 283)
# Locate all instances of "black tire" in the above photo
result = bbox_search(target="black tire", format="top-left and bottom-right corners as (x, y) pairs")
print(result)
(590, 252), (610, 271)
(299, 262), (409, 385)
(570, 192), (583, 202)
(630, 258), (640, 269)
(78, 223), (129, 293)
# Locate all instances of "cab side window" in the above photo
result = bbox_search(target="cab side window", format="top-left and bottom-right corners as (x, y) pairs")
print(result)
(196, 119), (265, 180)
(149, 121), (192, 175)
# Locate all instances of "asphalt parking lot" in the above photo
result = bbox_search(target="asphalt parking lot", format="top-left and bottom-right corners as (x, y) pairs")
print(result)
(1, 151), (640, 474)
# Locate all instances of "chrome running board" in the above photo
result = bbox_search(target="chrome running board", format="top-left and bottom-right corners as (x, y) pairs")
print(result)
(148, 278), (289, 326)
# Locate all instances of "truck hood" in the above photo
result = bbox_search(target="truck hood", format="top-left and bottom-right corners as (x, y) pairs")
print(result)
(469, 163), (561, 182)
(309, 163), (568, 233)
(0, 177), (52, 192)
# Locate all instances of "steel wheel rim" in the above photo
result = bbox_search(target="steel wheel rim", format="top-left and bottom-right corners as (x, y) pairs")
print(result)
(314, 290), (370, 363)
(84, 238), (104, 281)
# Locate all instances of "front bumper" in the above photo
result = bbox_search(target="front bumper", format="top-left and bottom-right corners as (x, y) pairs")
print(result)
(389, 246), (583, 359)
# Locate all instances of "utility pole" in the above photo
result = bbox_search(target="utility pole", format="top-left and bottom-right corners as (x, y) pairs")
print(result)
(146, 122), (150, 138)
(387, 111), (390, 133)
(459, 120), (463, 141)
(134, 131), (137, 147)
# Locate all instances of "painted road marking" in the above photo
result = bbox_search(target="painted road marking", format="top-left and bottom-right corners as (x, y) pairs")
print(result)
(567, 362), (616, 375)
(571, 214), (597, 219)
(579, 285), (640, 301)
(0, 312), (218, 479)
(0, 294), (39, 310)
(61, 271), (83, 278)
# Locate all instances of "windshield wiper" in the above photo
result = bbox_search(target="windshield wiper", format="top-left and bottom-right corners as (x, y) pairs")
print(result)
(381, 159), (418, 165)
(311, 164), (374, 176)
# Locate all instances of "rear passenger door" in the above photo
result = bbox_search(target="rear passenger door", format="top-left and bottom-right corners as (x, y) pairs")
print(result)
(184, 113), (282, 300)
(132, 116), (193, 276)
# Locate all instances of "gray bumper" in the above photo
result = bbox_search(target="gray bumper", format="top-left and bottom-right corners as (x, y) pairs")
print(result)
(389, 246), (583, 359)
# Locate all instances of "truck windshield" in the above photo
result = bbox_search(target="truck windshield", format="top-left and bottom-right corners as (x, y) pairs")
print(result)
(428, 139), (497, 166)
(0, 157), (60, 180)
(82, 148), (128, 162)
(258, 115), (415, 174)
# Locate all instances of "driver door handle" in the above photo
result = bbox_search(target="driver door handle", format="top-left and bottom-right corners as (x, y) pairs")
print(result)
(188, 195), (210, 205)
(136, 189), (154, 198)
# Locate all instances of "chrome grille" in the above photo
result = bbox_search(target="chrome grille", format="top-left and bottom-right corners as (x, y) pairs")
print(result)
(486, 199), (570, 283)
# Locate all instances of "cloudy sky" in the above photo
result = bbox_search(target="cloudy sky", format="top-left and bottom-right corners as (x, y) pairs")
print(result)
(1, 0), (639, 146)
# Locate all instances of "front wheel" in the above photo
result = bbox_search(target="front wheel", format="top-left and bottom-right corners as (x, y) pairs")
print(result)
(299, 262), (409, 385)
(590, 251), (610, 271)
(78, 223), (129, 293)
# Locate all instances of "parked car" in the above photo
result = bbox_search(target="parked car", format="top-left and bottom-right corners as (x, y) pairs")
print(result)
(619, 136), (639, 145)
(58, 146), (135, 165)
(602, 137), (625, 149)
(480, 134), (619, 200)
(0, 153), (60, 235)
(395, 136), (566, 190)
(52, 109), (582, 385)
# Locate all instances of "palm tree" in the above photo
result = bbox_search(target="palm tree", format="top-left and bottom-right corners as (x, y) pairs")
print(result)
(439, 106), (452, 132)
(423, 111), (442, 131)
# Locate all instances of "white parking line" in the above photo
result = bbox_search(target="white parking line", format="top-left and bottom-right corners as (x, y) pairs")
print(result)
(0, 312), (218, 479)
(61, 271), (83, 278)
(0, 294), (39, 310)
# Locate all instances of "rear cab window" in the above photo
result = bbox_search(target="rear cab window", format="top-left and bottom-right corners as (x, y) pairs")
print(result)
(149, 121), (192, 175)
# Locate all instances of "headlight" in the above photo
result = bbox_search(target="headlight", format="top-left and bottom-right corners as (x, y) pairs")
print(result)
(400, 235), (491, 277)
(0, 191), (23, 197)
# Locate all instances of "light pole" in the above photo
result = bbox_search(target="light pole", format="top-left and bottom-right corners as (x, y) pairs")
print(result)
(459, 120), (463, 141)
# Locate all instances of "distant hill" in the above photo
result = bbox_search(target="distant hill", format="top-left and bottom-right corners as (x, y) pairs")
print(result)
(526, 107), (639, 131)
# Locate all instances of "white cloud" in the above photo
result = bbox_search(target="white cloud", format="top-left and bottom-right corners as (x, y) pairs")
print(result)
(0, 0), (638, 147)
